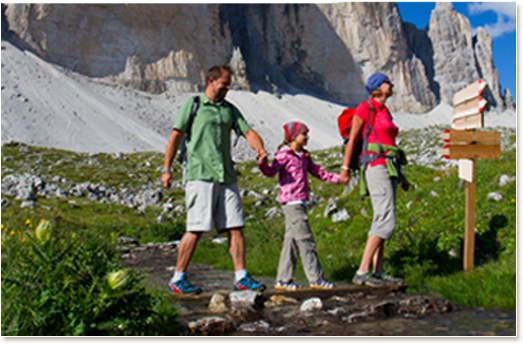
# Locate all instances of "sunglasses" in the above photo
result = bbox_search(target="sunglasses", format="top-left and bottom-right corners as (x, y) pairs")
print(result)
(383, 80), (393, 85)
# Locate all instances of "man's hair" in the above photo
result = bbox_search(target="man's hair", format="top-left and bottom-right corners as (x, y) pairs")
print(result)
(205, 65), (233, 85)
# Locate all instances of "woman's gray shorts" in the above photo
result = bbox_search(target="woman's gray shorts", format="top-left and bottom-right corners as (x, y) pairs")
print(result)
(185, 180), (245, 232)
(365, 165), (398, 240)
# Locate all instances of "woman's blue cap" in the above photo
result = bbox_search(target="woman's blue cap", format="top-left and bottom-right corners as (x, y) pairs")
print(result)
(365, 73), (389, 94)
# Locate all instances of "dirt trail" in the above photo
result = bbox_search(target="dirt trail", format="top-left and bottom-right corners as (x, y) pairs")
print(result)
(121, 244), (516, 336)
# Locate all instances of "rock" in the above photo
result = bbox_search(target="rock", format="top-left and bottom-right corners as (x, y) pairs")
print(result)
(332, 208), (350, 223)
(208, 293), (228, 311)
(228, 306), (263, 327)
(1, 199), (10, 208)
(371, 301), (398, 318)
(173, 205), (185, 213)
(229, 290), (263, 309)
(300, 297), (323, 312)
(343, 175), (359, 195)
(264, 295), (298, 308)
(20, 200), (36, 208)
(117, 236), (139, 245)
(238, 320), (271, 333)
(186, 316), (234, 335)
(248, 190), (265, 200)
(265, 206), (281, 219)
(343, 310), (370, 323)
(488, 192), (502, 202)
(504, 89), (515, 110)
(3, 3), (508, 115)
(473, 27), (504, 110)
(162, 202), (173, 213)
(323, 198), (337, 218)
(211, 237), (227, 244)
(326, 307), (346, 316)
(428, 2), (478, 105)
(499, 174), (514, 187)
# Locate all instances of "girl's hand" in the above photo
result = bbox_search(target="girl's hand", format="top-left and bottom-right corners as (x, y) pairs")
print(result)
(256, 148), (268, 164)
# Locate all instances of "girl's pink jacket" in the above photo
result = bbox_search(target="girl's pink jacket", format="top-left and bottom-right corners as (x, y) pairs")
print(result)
(257, 148), (340, 204)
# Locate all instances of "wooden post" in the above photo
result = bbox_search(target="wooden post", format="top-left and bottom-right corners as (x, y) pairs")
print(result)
(463, 159), (476, 271)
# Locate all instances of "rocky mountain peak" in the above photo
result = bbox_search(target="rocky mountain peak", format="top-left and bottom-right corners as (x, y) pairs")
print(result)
(3, 3), (512, 113)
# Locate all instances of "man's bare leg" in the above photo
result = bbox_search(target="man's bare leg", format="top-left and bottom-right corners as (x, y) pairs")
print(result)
(227, 227), (245, 271)
(175, 231), (203, 273)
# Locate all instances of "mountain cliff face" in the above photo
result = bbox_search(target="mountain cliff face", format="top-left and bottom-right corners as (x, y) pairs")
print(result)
(3, 2), (513, 113)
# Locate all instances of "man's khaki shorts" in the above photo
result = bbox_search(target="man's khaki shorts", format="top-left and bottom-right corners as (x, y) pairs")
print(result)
(185, 180), (245, 232)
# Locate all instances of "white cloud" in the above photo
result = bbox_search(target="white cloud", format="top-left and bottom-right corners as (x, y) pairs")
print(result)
(467, 2), (516, 38)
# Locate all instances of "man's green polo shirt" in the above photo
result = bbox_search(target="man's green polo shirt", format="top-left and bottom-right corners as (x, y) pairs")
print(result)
(173, 93), (251, 184)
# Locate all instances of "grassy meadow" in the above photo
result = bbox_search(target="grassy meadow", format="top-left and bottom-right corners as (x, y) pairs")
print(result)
(1, 125), (516, 335)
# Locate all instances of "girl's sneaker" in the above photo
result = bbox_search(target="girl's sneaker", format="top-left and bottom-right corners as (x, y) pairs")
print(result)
(310, 278), (335, 289)
(274, 280), (302, 291)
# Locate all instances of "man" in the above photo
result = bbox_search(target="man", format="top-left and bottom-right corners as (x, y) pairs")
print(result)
(161, 65), (267, 295)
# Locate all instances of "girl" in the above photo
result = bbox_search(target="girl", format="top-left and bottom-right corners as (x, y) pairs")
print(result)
(257, 121), (340, 291)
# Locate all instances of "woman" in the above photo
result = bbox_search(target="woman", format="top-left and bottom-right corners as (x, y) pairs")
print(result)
(339, 73), (409, 287)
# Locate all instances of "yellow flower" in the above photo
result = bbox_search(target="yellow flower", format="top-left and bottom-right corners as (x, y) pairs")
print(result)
(107, 270), (128, 290)
(9, 231), (15, 235)
(25, 219), (31, 225)
(35, 219), (53, 244)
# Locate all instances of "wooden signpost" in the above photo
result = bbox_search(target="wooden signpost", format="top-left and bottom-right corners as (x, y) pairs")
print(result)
(439, 80), (501, 272)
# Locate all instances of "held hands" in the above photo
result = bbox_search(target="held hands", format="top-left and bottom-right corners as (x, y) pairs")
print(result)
(339, 169), (350, 186)
(256, 147), (268, 164)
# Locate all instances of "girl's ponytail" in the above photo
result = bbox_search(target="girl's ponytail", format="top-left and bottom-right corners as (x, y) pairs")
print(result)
(277, 139), (289, 151)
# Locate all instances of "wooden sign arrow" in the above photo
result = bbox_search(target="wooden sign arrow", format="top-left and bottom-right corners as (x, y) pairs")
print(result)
(439, 144), (500, 160)
(452, 113), (484, 130)
(453, 96), (488, 119)
(453, 79), (488, 106)
(439, 130), (501, 160)
(452, 80), (488, 130)
(438, 130), (500, 144)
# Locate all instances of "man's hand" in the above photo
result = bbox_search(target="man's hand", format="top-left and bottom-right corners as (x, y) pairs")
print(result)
(339, 169), (351, 185)
(256, 147), (268, 164)
(161, 172), (173, 189)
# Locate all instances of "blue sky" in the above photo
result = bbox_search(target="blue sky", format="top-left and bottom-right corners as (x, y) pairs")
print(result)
(396, 2), (517, 104)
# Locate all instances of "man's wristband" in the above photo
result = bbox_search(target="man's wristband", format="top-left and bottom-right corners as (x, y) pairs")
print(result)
(341, 166), (350, 171)
(161, 168), (173, 174)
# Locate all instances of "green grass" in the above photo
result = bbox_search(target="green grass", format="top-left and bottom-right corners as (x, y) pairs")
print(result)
(427, 252), (516, 309)
(1, 126), (517, 335)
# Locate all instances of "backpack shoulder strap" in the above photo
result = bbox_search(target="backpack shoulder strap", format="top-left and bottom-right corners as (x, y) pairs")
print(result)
(185, 95), (200, 142)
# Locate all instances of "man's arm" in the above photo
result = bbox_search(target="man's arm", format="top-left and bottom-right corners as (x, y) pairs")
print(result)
(161, 129), (184, 189)
(243, 129), (267, 161)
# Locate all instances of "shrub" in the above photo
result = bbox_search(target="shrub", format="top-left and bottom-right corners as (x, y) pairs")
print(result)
(1, 218), (179, 336)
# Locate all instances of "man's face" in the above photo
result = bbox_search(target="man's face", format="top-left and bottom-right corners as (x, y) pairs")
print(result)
(210, 71), (232, 101)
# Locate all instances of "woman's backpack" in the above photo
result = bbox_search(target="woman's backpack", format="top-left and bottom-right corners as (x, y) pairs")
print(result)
(337, 100), (376, 173)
